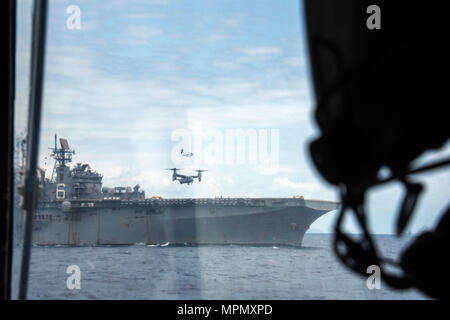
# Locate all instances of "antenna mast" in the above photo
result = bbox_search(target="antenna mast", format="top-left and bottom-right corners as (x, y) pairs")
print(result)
(49, 134), (75, 181)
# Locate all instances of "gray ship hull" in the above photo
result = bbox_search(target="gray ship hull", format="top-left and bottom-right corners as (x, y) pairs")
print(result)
(32, 198), (339, 246)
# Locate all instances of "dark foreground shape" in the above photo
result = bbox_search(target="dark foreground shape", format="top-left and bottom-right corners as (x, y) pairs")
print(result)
(305, 0), (450, 299)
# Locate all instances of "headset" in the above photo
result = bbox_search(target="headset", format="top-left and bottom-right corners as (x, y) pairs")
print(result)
(304, 0), (450, 298)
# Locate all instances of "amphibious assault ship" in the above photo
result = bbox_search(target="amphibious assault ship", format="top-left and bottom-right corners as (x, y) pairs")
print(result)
(29, 136), (339, 246)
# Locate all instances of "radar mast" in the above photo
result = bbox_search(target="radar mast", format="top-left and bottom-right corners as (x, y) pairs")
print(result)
(49, 134), (75, 183)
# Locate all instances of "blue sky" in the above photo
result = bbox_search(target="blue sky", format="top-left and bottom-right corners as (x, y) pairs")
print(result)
(15, 0), (450, 234)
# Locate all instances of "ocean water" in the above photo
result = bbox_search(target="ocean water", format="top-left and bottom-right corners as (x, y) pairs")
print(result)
(12, 234), (428, 300)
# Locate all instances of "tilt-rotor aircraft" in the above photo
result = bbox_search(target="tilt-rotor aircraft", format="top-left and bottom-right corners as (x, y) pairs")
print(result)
(166, 168), (207, 185)
(180, 149), (193, 157)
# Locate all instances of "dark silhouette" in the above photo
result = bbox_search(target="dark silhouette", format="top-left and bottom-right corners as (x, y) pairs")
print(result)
(305, 0), (450, 298)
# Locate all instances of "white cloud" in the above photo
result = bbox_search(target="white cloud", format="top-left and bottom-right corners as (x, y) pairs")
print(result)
(258, 164), (297, 174)
(223, 18), (240, 27)
(126, 25), (162, 43)
(205, 34), (230, 42)
(35, 23), (317, 199)
(148, 0), (170, 4)
(39, 44), (311, 155)
(213, 60), (240, 70)
(242, 47), (282, 56)
(127, 13), (165, 19)
(236, 47), (283, 64)
(185, 104), (307, 128)
(284, 56), (305, 67)
(273, 177), (320, 195)
(112, 0), (169, 7)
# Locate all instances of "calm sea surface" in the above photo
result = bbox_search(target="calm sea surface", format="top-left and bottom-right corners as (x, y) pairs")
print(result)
(12, 234), (428, 299)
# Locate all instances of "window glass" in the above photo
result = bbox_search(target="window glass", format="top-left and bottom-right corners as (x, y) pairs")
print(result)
(13, 0), (449, 300)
